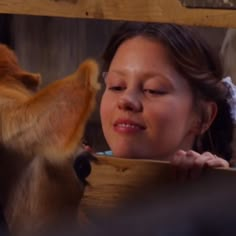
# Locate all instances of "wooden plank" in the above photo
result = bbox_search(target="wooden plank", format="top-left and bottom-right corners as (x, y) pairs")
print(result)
(180, 0), (236, 9)
(79, 155), (236, 221)
(0, 0), (236, 28)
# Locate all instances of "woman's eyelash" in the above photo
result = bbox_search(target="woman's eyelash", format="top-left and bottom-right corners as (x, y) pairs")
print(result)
(107, 87), (167, 94)
(143, 89), (166, 95)
(108, 86), (124, 91)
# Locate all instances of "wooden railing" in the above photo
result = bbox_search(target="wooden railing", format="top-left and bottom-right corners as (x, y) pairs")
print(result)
(0, 0), (235, 27)
(79, 155), (236, 222)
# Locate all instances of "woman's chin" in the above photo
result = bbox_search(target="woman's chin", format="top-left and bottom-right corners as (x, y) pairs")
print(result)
(112, 150), (146, 160)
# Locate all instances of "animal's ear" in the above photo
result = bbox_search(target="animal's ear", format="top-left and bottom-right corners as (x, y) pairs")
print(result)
(77, 59), (100, 90)
(16, 71), (42, 91)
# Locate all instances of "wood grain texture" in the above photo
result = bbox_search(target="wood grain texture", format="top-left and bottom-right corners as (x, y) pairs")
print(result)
(79, 155), (236, 221)
(0, 0), (236, 27)
(180, 0), (236, 9)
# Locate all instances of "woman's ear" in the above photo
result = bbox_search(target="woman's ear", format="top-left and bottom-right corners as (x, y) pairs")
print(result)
(190, 101), (217, 135)
(200, 101), (218, 134)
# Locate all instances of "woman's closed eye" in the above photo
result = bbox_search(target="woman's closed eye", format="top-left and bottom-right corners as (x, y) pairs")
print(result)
(108, 85), (125, 91)
(104, 73), (126, 92)
(143, 88), (167, 96)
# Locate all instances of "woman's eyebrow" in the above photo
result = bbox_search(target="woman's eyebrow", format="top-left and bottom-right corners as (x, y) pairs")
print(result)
(142, 71), (172, 81)
(107, 69), (127, 76)
(107, 69), (175, 86)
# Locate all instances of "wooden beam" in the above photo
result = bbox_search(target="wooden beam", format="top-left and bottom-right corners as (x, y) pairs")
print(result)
(79, 155), (236, 222)
(180, 0), (236, 9)
(0, 0), (236, 28)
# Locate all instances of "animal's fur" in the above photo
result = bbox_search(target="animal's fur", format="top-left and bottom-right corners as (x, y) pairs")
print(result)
(0, 44), (100, 236)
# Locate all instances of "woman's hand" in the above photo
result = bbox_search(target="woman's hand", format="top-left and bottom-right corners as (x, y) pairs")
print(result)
(171, 150), (229, 181)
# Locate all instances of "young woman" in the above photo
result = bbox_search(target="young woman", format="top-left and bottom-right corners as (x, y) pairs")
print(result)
(99, 22), (234, 176)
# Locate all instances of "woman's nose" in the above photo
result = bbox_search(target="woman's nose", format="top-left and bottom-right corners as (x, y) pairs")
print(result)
(118, 92), (142, 112)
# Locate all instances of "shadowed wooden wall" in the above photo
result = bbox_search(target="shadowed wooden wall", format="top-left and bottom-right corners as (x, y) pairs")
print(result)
(0, 14), (228, 152)
(6, 14), (122, 151)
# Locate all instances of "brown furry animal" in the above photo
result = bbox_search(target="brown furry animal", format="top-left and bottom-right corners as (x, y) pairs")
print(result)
(0, 44), (100, 236)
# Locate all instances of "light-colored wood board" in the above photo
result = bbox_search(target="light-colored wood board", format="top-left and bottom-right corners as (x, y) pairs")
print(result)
(79, 155), (236, 220)
(0, 0), (236, 28)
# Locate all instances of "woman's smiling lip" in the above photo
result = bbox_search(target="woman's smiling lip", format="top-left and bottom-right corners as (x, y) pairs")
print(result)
(113, 119), (146, 133)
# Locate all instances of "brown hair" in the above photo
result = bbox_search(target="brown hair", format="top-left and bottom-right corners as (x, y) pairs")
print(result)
(102, 22), (234, 161)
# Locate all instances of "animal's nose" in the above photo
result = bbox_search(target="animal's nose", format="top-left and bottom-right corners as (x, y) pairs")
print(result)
(73, 151), (94, 184)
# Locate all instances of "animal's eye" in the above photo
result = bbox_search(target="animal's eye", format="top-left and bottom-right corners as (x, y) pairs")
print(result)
(73, 151), (96, 185)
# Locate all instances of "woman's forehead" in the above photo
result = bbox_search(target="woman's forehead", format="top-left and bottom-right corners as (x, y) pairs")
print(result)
(110, 37), (173, 69)
(109, 37), (188, 83)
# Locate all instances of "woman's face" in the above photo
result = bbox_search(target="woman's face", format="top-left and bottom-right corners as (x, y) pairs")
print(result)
(100, 36), (200, 160)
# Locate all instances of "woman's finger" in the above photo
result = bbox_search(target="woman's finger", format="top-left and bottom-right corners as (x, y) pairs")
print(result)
(206, 158), (229, 168)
